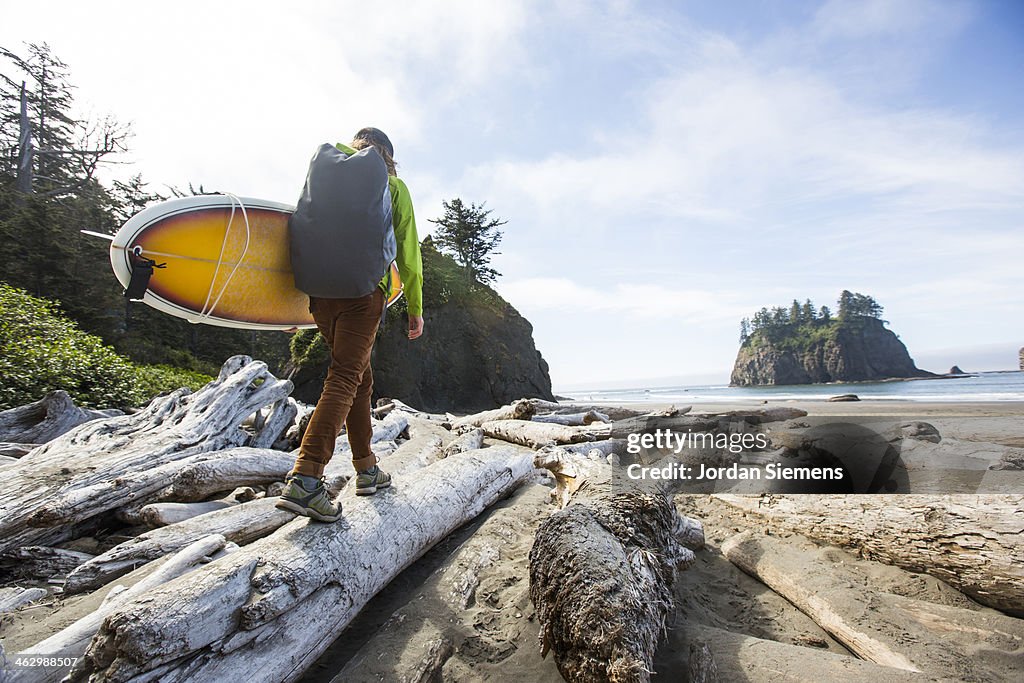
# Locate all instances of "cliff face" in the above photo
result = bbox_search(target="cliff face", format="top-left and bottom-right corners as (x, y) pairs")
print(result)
(731, 317), (931, 386)
(289, 243), (554, 412)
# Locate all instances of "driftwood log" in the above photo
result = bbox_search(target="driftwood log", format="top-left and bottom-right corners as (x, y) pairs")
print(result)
(715, 493), (1024, 614)
(73, 445), (535, 682)
(0, 586), (47, 614)
(0, 546), (95, 581)
(481, 419), (610, 448)
(528, 399), (645, 421)
(245, 398), (298, 449)
(685, 625), (935, 682)
(721, 530), (1024, 680)
(529, 448), (699, 683)
(532, 409), (610, 426)
(451, 399), (535, 429)
(13, 535), (230, 683)
(0, 444), (39, 459)
(0, 356), (292, 553)
(0, 390), (122, 444)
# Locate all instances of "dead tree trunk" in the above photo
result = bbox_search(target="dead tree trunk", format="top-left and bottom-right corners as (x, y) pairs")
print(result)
(0, 356), (292, 553)
(0, 390), (122, 444)
(451, 399), (536, 429)
(721, 530), (1024, 680)
(529, 449), (700, 683)
(715, 493), (1024, 614)
(73, 445), (535, 682)
(532, 409), (610, 426)
(481, 419), (610, 448)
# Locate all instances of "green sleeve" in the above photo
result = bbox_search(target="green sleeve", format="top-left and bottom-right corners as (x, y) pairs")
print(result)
(389, 176), (423, 316)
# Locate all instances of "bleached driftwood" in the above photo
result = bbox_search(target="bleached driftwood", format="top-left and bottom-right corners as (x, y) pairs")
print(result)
(0, 356), (292, 553)
(701, 407), (808, 424)
(530, 449), (696, 683)
(246, 398), (298, 449)
(608, 414), (719, 440)
(715, 494), (1024, 614)
(442, 427), (484, 457)
(321, 411), (410, 459)
(0, 545), (95, 580)
(0, 390), (122, 444)
(721, 530), (1024, 679)
(0, 453), (21, 466)
(451, 399), (536, 429)
(685, 626), (934, 683)
(532, 409), (610, 426)
(15, 535), (229, 683)
(74, 445), (535, 683)
(138, 501), (237, 527)
(0, 586), (47, 614)
(0, 443), (40, 459)
(64, 498), (294, 595)
(481, 419), (610, 449)
(148, 447), (295, 503)
(528, 399), (645, 421)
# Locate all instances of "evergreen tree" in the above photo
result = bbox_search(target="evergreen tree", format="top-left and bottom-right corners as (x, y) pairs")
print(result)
(837, 290), (855, 319)
(789, 299), (802, 324)
(819, 305), (831, 321)
(739, 317), (750, 344)
(429, 198), (506, 285)
(802, 298), (816, 321)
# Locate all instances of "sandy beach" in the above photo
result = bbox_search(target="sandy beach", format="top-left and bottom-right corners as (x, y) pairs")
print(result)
(2, 397), (1021, 682)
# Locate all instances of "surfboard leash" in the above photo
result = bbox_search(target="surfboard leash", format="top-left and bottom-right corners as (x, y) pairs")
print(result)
(193, 193), (252, 323)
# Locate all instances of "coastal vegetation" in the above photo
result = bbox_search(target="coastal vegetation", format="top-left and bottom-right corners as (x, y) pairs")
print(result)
(738, 290), (884, 352)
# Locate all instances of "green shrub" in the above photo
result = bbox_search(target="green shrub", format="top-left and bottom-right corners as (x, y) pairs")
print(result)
(0, 283), (212, 410)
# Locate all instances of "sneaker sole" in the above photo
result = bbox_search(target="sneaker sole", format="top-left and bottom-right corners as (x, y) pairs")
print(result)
(355, 479), (392, 496)
(275, 497), (342, 523)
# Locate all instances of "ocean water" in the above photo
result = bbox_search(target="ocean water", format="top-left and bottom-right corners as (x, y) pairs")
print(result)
(566, 371), (1024, 403)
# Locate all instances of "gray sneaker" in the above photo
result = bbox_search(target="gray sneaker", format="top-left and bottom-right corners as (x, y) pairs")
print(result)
(355, 465), (392, 496)
(276, 475), (343, 522)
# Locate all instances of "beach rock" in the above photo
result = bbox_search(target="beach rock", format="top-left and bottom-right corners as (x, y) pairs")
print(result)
(828, 394), (860, 402)
(949, 365), (965, 375)
(730, 317), (932, 386)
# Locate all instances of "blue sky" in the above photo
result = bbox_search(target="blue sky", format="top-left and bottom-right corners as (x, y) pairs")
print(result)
(4, 0), (1022, 390)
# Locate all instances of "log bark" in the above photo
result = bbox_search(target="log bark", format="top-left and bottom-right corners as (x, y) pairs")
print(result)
(721, 530), (1024, 680)
(13, 535), (229, 683)
(0, 546), (95, 580)
(532, 410), (610, 426)
(451, 399), (535, 429)
(685, 625), (938, 683)
(530, 449), (697, 683)
(481, 419), (610, 448)
(715, 493), (1024, 614)
(0, 586), (47, 614)
(0, 356), (292, 553)
(0, 390), (122, 444)
(73, 445), (535, 682)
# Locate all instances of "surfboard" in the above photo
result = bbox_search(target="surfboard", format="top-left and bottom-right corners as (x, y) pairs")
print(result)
(107, 195), (403, 331)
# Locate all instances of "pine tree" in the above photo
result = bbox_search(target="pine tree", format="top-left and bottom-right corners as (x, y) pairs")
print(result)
(739, 317), (750, 344)
(429, 198), (506, 285)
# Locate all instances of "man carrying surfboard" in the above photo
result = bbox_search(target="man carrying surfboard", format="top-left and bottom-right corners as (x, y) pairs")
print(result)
(277, 128), (424, 522)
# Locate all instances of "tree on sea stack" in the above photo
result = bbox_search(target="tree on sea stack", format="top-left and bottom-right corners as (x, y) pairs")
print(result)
(429, 197), (506, 285)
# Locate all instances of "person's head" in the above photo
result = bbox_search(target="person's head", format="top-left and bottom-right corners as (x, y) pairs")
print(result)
(350, 127), (396, 176)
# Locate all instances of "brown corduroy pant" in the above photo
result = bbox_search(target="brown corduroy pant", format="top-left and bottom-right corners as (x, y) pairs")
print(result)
(292, 288), (385, 478)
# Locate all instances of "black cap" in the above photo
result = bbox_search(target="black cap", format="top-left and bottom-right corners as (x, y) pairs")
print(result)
(356, 127), (394, 158)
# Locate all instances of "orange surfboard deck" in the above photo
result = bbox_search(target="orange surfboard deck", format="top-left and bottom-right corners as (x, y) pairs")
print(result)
(110, 195), (402, 330)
